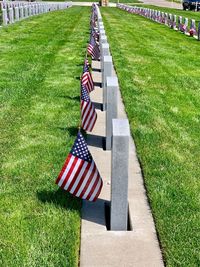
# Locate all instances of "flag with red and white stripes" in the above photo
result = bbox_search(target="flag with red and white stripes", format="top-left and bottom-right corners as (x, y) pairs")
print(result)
(87, 36), (100, 60)
(91, 27), (99, 42)
(83, 58), (90, 73)
(55, 132), (103, 202)
(81, 71), (94, 93)
(81, 85), (97, 132)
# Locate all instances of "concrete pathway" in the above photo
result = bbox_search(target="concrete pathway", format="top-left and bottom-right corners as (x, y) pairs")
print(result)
(72, 1), (182, 9)
(72, 2), (116, 7)
(72, 2), (97, 6)
(138, 0), (182, 9)
(80, 60), (164, 267)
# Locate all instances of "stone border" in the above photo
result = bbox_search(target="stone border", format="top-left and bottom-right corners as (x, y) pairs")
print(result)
(80, 4), (164, 266)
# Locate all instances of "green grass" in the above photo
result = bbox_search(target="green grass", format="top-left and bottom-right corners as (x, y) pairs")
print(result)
(133, 4), (200, 21)
(101, 7), (200, 267)
(0, 7), (90, 267)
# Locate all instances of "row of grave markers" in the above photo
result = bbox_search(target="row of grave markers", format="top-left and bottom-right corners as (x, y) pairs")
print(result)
(55, 5), (104, 203)
(56, 3), (130, 230)
(95, 4), (130, 231)
(117, 4), (200, 41)
(0, 1), (72, 26)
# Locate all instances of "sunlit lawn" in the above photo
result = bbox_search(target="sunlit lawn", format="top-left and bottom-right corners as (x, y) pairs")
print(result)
(0, 7), (90, 267)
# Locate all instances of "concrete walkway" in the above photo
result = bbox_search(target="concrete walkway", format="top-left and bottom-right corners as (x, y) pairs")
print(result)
(72, 2), (116, 7)
(72, 1), (182, 9)
(138, 0), (182, 9)
(80, 60), (164, 266)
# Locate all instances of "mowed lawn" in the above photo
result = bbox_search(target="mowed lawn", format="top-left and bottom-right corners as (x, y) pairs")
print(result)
(135, 4), (200, 22)
(102, 8), (200, 267)
(0, 7), (90, 267)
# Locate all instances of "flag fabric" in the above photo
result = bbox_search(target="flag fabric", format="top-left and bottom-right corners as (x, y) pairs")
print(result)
(81, 71), (94, 93)
(90, 15), (97, 29)
(91, 27), (99, 41)
(81, 85), (97, 132)
(182, 24), (187, 33)
(90, 5), (98, 28)
(56, 132), (103, 202)
(189, 28), (196, 37)
(189, 21), (197, 37)
(83, 58), (90, 73)
(87, 36), (100, 60)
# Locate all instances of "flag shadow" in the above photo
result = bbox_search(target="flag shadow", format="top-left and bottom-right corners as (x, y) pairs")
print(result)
(37, 189), (109, 227)
(92, 101), (103, 110)
(86, 134), (105, 149)
(58, 95), (80, 102)
(93, 82), (102, 87)
(82, 198), (110, 227)
(57, 126), (78, 136)
(92, 68), (101, 72)
(37, 188), (81, 212)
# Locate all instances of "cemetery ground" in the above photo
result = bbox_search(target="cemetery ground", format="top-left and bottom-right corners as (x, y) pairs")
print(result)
(0, 7), (91, 266)
(0, 4), (200, 267)
(102, 7), (200, 267)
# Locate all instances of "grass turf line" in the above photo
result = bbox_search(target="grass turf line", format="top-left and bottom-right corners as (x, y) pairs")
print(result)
(101, 7), (200, 267)
(0, 7), (90, 267)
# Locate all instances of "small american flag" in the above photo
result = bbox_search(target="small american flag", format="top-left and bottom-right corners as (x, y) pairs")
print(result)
(81, 85), (97, 132)
(83, 58), (90, 73)
(90, 6), (97, 28)
(56, 132), (103, 202)
(91, 27), (99, 41)
(81, 70), (94, 93)
(87, 36), (100, 60)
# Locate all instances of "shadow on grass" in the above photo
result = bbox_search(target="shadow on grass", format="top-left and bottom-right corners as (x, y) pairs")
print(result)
(57, 127), (105, 149)
(58, 95), (80, 102)
(37, 188), (81, 211)
(57, 126), (78, 136)
(37, 189), (108, 227)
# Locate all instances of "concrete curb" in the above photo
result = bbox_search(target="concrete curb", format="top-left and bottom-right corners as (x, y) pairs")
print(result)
(80, 60), (164, 266)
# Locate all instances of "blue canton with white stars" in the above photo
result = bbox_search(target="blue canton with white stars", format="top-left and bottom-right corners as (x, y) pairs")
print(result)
(70, 132), (92, 162)
(81, 85), (90, 102)
(83, 61), (89, 73)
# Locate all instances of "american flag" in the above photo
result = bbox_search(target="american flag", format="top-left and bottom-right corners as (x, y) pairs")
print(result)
(87, 36), (100, 60)
(91, 27), (99, 41)
(90, 14), (97, 28)
(81, 70), (94, 93)
(83, 58), (90, 73)
(90, 6), (97, 28)
(81, 85), (97, 132)
(55, 132), (103, 202)
(182, 24), (187, 32)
